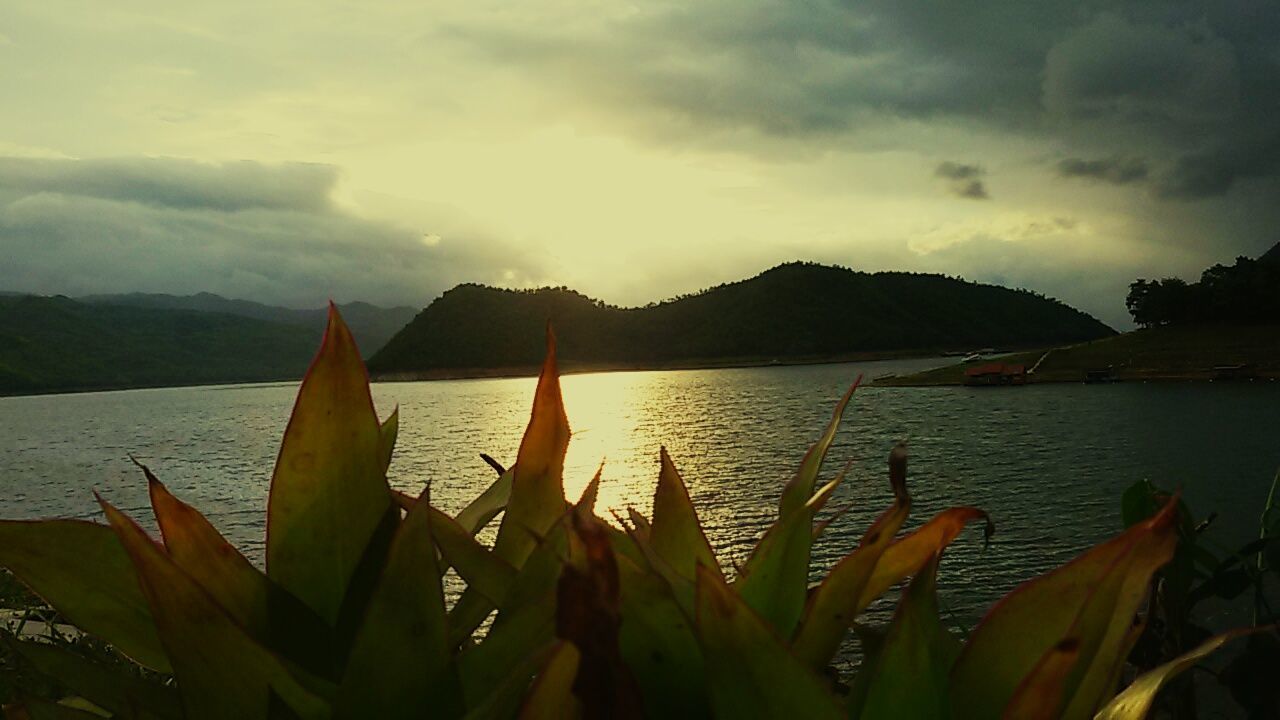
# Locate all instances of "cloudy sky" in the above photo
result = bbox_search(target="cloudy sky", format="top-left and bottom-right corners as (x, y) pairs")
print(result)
(2, 1), (1278, 327)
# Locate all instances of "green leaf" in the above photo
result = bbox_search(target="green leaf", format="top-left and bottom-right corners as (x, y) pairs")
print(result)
(0, 520), (169, 672)
(146, 470), (270, 638)
(430, 507), (518, 606)
(455, 467), (514, 537)
(99, 498), (331, 720)
(1095, 627), (1259, 720)
(458, 644), (556, 720)
(378, 406), (399, 475)
(3, 636), (182, 720)
(146, 471), (337, 679)
(457, 597), (557, 709)
(998, 639), (1080, 720)
(778, 379), (859, 517)
(451, 328), (570, 644)
(852, 555), (960, 720)
(491, 325), (571, 569)
(616, 555), (709, 718)
(793, 497), (911, 670)
(736, 474), (843, 636)
(266, 304), (393, 626)
(1, 697), (108, 720)
(858, 506), (993, 611)
(694, 565), (844, 720)
(950, 497), (1179, 720)
(336, 487), (462, 720)
(650, 448), (721, 582)
(516, 641), (580, 720)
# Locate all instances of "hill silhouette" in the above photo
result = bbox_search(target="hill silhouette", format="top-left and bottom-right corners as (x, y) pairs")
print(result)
(76, 292), (416, 356)
(369, 262), (1114, 375)
(0, 296), (318, 395)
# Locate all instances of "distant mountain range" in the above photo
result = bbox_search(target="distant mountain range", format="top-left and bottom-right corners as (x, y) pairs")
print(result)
(75, 292), (417, 356)
(0, 296), (318, 394)
(369, 262), (1114, 376)
(0, 294), (416, 395)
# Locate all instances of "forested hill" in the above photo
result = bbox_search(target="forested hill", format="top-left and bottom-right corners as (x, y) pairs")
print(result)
(0, 296), (318, 395)
(369, 263), (1114, 374)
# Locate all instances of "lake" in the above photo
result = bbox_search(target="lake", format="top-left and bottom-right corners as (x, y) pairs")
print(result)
(2, 357), (1278, 649)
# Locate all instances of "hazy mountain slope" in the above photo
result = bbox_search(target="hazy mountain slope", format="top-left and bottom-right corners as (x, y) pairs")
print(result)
(369, 262), (1114, 373)
(0, 296), (317, 394)
(76, 292), (416, 356)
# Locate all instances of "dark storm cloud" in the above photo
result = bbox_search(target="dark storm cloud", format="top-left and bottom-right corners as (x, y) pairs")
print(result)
(1156, 134), (1280, 199)
(935, 162), (989, 199)
(0, 157), (337, 212)
(0, 156), (544, 307)
(450, 1), (1280, 188)
(1056, 157), (1149, 185)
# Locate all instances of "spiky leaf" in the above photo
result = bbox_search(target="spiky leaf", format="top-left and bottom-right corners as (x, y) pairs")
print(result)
(0, 520), (168, 671)
(777, 379), (859, 517)
(650, 448), (721, 582)
(99, 499), (330, 720)
(266, 304), (392, 626)
(336, 487), (462, 720)
(3, 636), (181, 720)
(793, 498), (911, 669)
(1094, 627), (1258, 720)
(737, 475), (843, 635)
(517, 641), (580, 720)
(858, 506), (993, 610)
(852, 555), (960, 720)
(950, 497), (1179, 720)
(695, 565), (844, 719)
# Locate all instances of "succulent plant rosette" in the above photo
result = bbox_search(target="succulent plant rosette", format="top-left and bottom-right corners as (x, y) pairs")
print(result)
(0, 307), (1261, 719)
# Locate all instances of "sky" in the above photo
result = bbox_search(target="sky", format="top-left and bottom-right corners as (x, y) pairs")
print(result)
(2, 1), (1278, 328)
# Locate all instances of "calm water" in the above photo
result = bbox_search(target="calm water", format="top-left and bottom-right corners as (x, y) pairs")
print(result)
(2, 359), (1278, 642)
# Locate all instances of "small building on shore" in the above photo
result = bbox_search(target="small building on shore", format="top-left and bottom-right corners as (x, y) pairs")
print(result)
(964, 362), (1027, 386)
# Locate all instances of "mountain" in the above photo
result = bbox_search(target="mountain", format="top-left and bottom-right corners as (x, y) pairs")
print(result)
(0, 295), (318, 395)
(1261, 241), (1280, 265)
(369, 263), (1115, 375)
(76, 292), (416, 356)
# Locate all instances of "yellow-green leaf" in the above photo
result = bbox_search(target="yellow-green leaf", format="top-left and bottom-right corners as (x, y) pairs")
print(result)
(4, 637), (182, 720)
(266, 304), (392, 626)
(146, 470), (336, 679)
(853, 555), (960, 720)
(792, 497), (911, 670)
(0, 520), (168, 672)
(430, 507), (518, 606)
(147, 471), (269, 636)
(491, 325), (571, 569)
(695, 565), (844, 719)
(616, 554), (709, 718)
(737, 474), (843, 636)
(455, 467), (514, 536)
(1094, 627), (1259, 720)
(517, 641), (581, 720)
(950, 498), (1179, 720)
(337, 487), (462, 720)
(99, 498), (330, 720)
(650, 448), (721, 582)
(778, 379), (859, 517)
(857, 506), (993, 611)
(378, 406), (399, 475)
(999, 639), (1080, 720)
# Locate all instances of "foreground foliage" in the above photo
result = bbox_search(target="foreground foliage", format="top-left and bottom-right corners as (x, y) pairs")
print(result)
(0, 307), (1271, 719)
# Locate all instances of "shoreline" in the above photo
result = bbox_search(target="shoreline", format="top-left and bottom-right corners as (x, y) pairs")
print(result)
(0, 350), (947, 398)
(873, 325), (1280, 387)
(367, 348), (972, 384)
